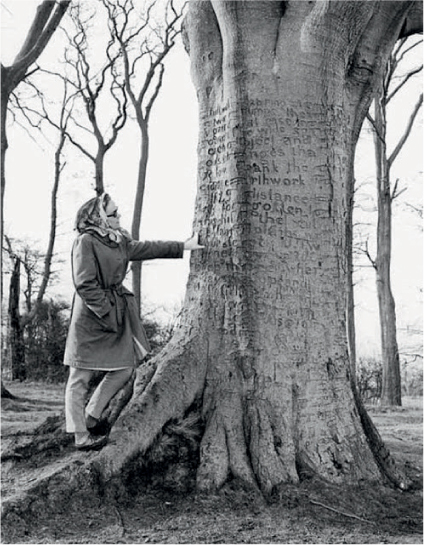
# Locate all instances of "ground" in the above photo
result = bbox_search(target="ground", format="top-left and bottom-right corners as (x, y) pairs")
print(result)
(1, 381), (422, 544)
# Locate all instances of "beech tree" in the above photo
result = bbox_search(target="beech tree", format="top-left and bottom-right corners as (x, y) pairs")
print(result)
(2, 1), (423, 525)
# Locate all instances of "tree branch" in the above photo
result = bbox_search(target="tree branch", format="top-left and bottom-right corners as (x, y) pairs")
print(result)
(366, 111), (385, 145)
(390, 179), (408, 201)
(388, 93), (423, 167)
(358, 240), (377, 270)
(387, 65), (423, 104)
(10, 1), (70, 88)
(145, 64), (165, 120)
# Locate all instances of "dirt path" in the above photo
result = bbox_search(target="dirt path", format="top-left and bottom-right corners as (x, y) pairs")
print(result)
(1, 381), (422, 544)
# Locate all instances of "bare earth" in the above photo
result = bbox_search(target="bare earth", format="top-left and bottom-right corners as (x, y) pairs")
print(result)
(1, 382), (422, 544)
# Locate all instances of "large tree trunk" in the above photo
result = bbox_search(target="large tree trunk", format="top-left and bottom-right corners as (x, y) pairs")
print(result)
(2, 2), (420, 528)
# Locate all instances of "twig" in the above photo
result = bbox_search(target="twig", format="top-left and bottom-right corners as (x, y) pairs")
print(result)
(310, 499), (375, 525)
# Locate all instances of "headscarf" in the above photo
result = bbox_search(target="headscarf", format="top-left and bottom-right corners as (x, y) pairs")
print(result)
(74, 193), (122, 242)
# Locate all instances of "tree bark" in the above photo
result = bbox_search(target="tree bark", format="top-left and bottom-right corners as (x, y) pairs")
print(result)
(94, 145), (106, 195)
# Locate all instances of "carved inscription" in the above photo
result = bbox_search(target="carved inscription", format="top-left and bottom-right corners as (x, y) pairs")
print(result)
(194, 96), (350, 367)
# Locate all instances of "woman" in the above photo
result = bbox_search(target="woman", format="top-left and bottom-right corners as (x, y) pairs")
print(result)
(64, 193), (203, 451)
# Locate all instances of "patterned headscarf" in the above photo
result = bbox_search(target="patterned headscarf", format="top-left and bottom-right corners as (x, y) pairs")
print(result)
(74, 193), (122, 242)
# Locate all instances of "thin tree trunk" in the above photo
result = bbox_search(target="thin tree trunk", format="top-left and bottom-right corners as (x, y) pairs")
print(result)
(346, 164), (357, 380)
(1, 77), (10, 303)
(37, 131), (64, 306)
(131, 121), (149, 310)
(95, 147), (105, 196)
(17, 127), (65, 335)
(373, 100), (402, 406)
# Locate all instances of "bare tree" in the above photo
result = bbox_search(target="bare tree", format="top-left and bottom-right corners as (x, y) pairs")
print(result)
(1, 0), (70, 299)
(104, 0), (184, 308)
(365, 37), (422, 406)
(56, 2), (128, 195)
(3, 75), (72, 381)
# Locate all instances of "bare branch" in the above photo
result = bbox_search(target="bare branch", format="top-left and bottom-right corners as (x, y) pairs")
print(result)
(390, 179), (408, 201)
(366, 111), (385, 145)
(397, 37), (423, 65)
(387, 65), (423, 104)
(357, 240), (377, 269)
(388, 93), (423, 168)
(8, 1), (70, 88)
(145, 63), (164, 120)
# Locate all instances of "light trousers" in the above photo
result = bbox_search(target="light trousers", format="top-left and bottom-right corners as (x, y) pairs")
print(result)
(65, 367), (133, 433)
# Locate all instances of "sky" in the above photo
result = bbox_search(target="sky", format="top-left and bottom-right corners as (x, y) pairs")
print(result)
(1, 0), (422, 360)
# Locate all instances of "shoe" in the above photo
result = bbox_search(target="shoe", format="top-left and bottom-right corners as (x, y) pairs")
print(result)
(75, 434), (108, 451)
(86, 417), (111, 437)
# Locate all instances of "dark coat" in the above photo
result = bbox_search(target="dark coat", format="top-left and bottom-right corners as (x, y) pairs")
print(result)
(63, 232), (184, 370)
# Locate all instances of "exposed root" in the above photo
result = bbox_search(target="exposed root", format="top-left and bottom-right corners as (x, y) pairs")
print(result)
(197, 413), (230, 491)
(95, 339), (207, 481)
(352, 380), (411, 490)
(1, 415), (71, 463)
(248, 403), (299, 494)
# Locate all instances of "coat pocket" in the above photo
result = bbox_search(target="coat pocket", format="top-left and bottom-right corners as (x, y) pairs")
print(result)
(98, 308), (119, 333)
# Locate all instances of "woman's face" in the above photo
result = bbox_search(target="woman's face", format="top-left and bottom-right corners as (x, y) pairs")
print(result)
(105, 198), (121, 229)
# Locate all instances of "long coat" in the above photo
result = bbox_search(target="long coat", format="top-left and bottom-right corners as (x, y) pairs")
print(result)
(63, 232), (184, 370)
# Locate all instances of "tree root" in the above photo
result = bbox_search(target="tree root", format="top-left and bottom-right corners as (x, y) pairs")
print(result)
(352, 380), (410, 490)
(93, 339), (207, 481)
